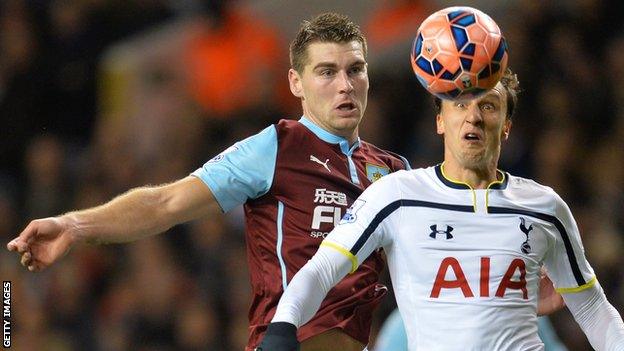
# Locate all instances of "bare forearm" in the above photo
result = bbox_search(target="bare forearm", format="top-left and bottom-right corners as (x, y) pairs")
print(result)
(63, 177), (218, 245)
(62, 186), (177, 244)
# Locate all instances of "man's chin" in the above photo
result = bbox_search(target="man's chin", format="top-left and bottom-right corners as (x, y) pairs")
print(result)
(332, 116), (361, 131)
(459, 153), (488, 169)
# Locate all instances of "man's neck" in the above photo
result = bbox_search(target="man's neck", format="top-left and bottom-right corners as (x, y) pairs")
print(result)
(441, 160), (500, 190)
(302, 115), (359, 146)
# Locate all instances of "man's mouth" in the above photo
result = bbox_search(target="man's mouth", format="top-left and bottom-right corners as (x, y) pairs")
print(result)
(463, 132), (482, 141)
(336, 102), (356, 111)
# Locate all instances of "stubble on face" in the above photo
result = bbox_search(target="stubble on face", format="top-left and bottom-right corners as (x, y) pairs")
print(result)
(440, 84), (509, 174)
(295, 41), (369, 142)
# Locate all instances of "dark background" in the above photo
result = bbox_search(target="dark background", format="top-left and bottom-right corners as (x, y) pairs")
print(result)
(1, 0), (622, 350)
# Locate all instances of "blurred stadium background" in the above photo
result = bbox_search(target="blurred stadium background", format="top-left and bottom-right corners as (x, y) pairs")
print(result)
(0, 0), (622, 350)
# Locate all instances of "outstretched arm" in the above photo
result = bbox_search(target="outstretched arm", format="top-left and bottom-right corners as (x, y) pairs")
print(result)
(7, 176), (219, 271)
(563, 281), (624, 350)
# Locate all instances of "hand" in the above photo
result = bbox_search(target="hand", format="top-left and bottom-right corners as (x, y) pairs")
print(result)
(255, 322), (300, 351)
(6, 217), (76, 272)
(537, 267), (565, 316)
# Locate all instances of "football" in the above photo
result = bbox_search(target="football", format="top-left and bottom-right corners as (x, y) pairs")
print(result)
(411, 6), (508, 100)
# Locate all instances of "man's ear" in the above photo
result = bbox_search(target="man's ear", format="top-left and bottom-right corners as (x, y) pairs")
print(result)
(289, 69), (303, 98)
(436, 114), (444, 135)
(502, 119), (512, 140)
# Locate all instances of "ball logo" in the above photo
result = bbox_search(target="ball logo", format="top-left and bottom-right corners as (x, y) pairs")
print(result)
(461, 75), (472, 88)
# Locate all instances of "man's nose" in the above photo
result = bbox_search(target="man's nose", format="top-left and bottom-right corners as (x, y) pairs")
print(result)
(465, 103), (483, 124)
(337, 71), (354, 93)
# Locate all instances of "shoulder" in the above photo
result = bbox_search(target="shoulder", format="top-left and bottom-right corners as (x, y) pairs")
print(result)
(359, 140), (411, 170)
(228, 124), (278, 152)
(506, 174), (555, 195)
(504, 173), (567, 215)
(249, 123), (278, 139)
(357, 168), (435, 213)
(242, 118), (313, 147)
(372, 167), (431, 190)
(275, 118), (306, 134)
(274, 118), (325, 148)
(275, 118), (298, 128)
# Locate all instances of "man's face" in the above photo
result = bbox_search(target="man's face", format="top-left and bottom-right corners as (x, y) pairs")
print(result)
(289, 41), (368, 141)
(436, 82), (512, 170)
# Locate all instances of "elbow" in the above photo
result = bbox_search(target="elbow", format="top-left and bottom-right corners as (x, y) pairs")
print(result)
(157, 177), (219, 226)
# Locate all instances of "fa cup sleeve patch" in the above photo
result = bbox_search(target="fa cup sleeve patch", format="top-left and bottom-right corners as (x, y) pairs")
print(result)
(340, 199), (366, 224)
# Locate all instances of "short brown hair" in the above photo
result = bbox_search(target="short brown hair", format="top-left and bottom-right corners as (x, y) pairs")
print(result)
(434, 68), (520, 119)
(290, 12), (367, 73)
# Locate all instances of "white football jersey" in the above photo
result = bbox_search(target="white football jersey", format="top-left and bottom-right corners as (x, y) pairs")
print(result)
(323, 165), (596, 351)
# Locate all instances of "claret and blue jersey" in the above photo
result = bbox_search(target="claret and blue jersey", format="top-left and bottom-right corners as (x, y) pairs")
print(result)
(324, 164), (596, 350)
(191, 117), (408, 349)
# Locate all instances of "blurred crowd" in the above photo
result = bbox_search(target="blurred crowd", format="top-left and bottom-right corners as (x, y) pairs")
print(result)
(0, 0), (622, 350)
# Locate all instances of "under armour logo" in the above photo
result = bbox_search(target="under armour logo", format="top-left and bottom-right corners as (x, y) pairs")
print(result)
(429, 225), (454, 240)
(310, 155), (331, 172)
(519, 217), (533, 254)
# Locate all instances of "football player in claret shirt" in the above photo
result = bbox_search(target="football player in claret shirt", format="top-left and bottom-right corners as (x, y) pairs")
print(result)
(7, 13), (409, 351)
(258, 69), (624, 351)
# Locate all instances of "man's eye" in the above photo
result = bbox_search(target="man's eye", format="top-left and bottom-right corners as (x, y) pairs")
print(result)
(481, 103), (495, 111)
(320, 70), (334, 76)
(455, 103), (466, 109)
(349, 66), (363, 74)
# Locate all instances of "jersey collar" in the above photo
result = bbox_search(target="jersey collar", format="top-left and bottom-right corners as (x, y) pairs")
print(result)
(434, 163), (509, 190)
(299, 116), (361, 154)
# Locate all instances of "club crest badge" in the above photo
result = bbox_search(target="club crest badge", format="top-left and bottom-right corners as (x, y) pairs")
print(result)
(366, 164), (390, 183)
(519, 217), (533, 254)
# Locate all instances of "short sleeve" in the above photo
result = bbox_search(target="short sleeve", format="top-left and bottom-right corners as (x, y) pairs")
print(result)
(321, 172), (402, 272)
(543, 193), (596, 293)
(191, 125), (277, 212)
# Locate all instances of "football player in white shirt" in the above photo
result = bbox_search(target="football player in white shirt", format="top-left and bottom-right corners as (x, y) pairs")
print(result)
(257, 69), (624, 351)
